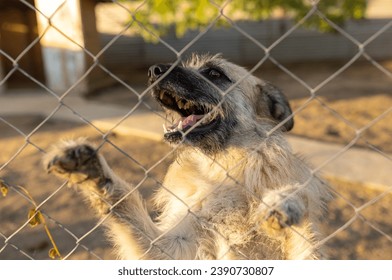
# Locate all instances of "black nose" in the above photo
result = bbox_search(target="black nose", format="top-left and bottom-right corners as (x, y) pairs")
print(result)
(148, 64), (166, 80)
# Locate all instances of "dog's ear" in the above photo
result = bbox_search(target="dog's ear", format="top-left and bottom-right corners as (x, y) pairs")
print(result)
(255, 83), (294, 131)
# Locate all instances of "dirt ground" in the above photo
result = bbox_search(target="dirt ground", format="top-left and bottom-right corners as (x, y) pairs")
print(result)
(279, 60), (392, 154)
(0, 121), (172, 260)
(0, 117), (391, 260)
(1, 60), (391, 259)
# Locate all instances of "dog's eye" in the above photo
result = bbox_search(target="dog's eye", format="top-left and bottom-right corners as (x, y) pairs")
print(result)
(208, 69), (221, 78)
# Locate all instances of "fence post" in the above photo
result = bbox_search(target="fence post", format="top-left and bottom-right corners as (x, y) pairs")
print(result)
(34, 0), (102, 95)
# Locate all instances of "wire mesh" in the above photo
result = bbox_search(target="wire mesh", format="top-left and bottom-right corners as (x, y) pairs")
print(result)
(0, 0), (391, 260)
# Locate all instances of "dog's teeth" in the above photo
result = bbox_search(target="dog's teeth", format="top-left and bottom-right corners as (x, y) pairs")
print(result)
(178, 120), (183, 130)
(178, 101), (184, 109)
(159, 92), (165, 100)
(163, 124), (168, 133)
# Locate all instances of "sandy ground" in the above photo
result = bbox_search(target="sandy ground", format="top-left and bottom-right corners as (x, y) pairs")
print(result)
(0, 118), (391, 260)
(0, 122), (172, 260)
(277, 60), (392, 154)
(1, 59), (391, 259)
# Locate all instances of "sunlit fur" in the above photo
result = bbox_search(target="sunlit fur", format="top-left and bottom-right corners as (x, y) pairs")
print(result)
(43, 54), (330, 260)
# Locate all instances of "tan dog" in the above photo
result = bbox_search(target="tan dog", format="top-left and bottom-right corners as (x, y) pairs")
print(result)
(44, 54), (329, 259)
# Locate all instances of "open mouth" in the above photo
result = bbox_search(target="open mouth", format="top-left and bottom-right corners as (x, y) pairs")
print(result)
(154, 90), (220, 136)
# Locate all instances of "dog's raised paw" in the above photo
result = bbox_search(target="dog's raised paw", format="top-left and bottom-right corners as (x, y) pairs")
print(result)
(47, 144), (95, 172)
(43, 139), (103, 184)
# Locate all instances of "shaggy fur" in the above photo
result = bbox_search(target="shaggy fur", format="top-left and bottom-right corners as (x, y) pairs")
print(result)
(43, 54), (329, 260)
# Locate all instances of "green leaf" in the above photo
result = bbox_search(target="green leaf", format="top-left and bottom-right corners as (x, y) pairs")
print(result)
(195, 0), (209, 21)
(125, 0), (368, 41)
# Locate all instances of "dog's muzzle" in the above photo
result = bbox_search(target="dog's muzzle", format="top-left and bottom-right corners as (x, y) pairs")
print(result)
(148, 64), (221, 139)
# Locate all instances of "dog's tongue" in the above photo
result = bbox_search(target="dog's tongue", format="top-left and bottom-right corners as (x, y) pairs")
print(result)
(182, 115), (203, 128)
(170, 114), (204, 130)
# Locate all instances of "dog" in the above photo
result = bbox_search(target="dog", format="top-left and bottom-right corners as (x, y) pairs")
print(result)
(43, 54), (329, 260)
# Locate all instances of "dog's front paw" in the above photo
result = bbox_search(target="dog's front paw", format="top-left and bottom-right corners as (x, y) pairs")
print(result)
(257, 192), (305, 234)
(263, 200), (304, 230)
(44, 139), (103, 184)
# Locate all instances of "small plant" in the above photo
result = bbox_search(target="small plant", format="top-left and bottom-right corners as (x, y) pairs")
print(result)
(122, 0), (367, 41)
(1, 178), (62, 259)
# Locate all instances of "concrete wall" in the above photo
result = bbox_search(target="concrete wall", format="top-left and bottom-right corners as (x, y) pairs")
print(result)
(99, 18), (392, 73)
(1, 0), (391, 94)
(94, 0), (392, 83)
(34, 0), (104, 95)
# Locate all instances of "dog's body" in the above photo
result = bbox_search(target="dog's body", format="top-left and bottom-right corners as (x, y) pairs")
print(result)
(44, 54), (329, 260)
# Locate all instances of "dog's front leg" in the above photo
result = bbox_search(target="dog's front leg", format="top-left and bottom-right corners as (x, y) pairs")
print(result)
(43, 139), (197, 259)
(257, 187), (306, 232)
(253, 186), (321, 259)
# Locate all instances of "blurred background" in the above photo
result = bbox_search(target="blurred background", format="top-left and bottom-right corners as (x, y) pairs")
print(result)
(0, 0), (391, 260)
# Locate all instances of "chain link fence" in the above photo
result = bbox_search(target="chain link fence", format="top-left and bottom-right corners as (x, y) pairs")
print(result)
(0, 0), (391, 260)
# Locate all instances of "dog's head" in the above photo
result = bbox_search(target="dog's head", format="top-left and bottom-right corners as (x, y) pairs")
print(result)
(148, 54), (293, 154)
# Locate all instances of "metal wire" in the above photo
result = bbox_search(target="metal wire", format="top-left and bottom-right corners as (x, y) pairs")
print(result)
(0, 0), (391, 260)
